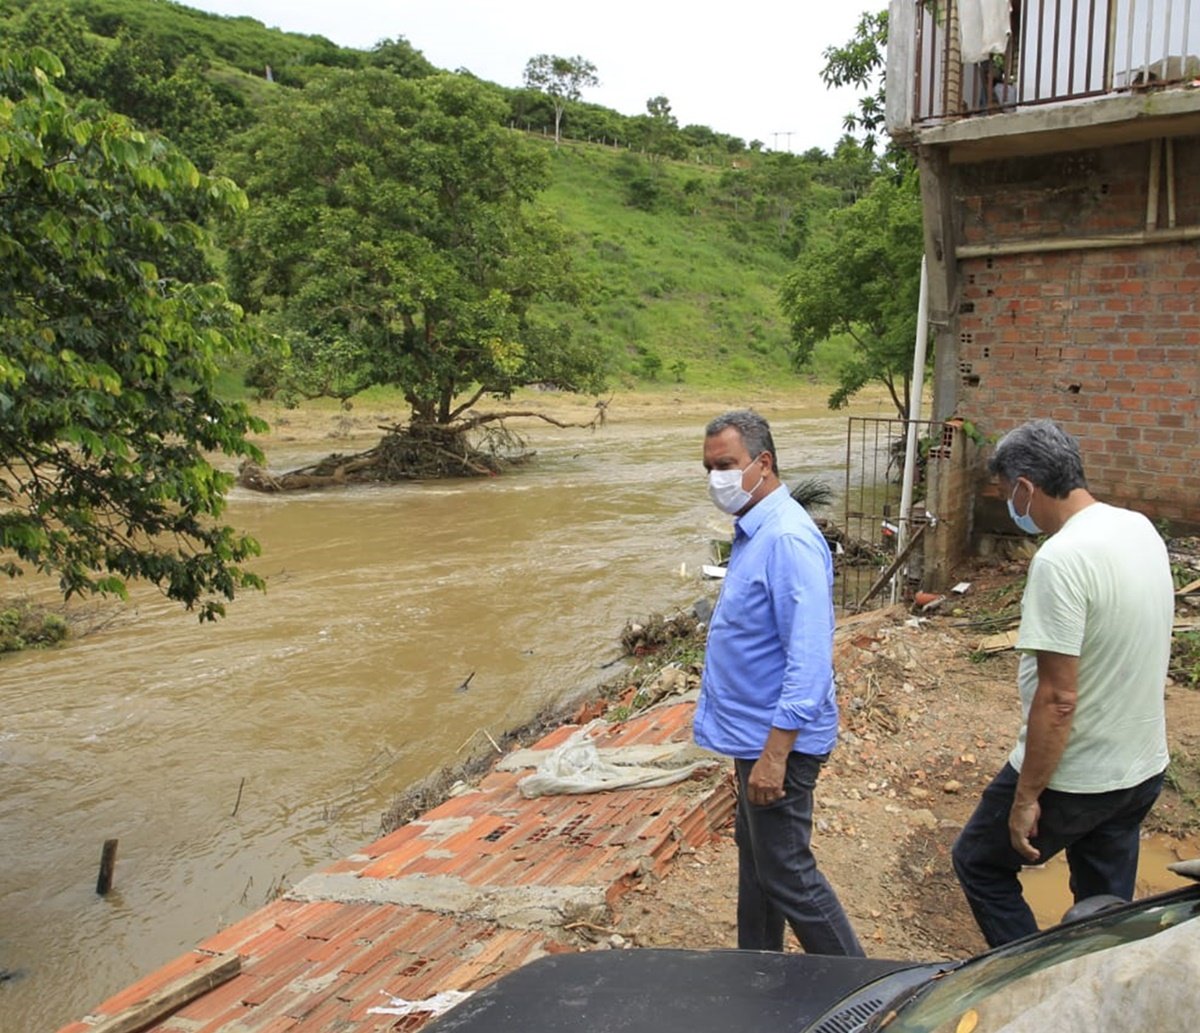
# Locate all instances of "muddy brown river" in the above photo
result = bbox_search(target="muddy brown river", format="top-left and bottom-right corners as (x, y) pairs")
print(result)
(1, 401), (873, 1030)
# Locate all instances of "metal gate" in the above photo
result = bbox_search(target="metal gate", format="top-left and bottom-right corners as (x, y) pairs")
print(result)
(835, 417), (958, 612)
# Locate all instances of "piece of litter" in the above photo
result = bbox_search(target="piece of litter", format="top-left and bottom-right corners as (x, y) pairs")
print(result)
(977, 629), (1019, 653)
(369, 989), (473, 1018)
(951, 581), (971, 594)
(701, 564), (727, 579)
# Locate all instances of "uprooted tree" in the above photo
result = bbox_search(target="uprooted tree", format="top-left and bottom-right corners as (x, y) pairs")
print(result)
(222, 68), (608, 489)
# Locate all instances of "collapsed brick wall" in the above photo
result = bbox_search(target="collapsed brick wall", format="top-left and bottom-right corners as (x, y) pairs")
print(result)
(952, 137), (1200, 530)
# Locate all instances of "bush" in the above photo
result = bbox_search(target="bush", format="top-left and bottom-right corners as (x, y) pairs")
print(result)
(0, 605), (70, 654)
(626, 174), (661, 211)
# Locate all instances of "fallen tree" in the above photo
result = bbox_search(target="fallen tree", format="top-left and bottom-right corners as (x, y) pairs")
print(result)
(237, 404), (609, 492)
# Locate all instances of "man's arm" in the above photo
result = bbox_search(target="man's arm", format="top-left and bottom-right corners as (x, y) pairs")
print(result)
(1010, 650), (1078, 861)
(748, 533), (832, 805)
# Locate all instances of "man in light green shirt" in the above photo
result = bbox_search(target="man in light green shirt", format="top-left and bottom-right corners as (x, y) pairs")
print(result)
(952, 419), (1173, 947)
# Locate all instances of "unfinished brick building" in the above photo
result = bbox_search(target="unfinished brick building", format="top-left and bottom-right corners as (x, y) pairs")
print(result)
(886, 0), (1200, 581)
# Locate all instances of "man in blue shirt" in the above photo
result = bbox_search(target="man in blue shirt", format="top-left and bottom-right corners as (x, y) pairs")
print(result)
(694, 410), (863, 956)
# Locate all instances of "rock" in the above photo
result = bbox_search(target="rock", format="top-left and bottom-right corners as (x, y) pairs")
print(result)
(942, 779), (963, 794)
(910, 786), (930, 800)
(908, 809), (939, 829)
(609, 934), (627, 949)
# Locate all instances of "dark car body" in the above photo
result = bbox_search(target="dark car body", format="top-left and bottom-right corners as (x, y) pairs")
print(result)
(424, 881), (1200, 1033)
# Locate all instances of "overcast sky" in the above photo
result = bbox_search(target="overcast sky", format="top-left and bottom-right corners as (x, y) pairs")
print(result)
(182, 1), (873, 153)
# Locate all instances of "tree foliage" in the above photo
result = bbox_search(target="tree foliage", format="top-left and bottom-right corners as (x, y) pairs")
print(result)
(0, 47), (267, 619)
(522, 53), (598, 146)
(223, 69), (605, 425)
(821, 9), (889, 151)
(779, 171), (925, 417)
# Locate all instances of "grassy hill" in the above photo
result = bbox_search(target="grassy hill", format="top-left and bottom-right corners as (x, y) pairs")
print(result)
(533, 140), (804, 391)
(2, 0), (863, 399)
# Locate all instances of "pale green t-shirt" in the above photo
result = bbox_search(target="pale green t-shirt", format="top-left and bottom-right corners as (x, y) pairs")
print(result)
(1010, 502), (1172, 792)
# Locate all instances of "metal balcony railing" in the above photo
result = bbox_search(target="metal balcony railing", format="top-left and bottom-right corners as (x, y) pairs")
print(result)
(911, 0), (1200, 123)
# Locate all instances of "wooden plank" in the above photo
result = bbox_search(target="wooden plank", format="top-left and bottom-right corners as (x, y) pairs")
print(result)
(975, 622), (1198, 655)
(96, 839), (118, 895)
(1175, 577), (1200, 596)
(856, 523), (929, 610)
(977, 629), (1020, 654)
(85, 952), (241, 1033)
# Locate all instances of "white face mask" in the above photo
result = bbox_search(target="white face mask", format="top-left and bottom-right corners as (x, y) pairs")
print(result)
(1006, 481), (1042, 534)
(708, 460), (763, 515)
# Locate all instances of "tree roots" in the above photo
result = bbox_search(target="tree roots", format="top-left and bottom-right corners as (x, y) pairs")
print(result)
(236, 407), (606, 492)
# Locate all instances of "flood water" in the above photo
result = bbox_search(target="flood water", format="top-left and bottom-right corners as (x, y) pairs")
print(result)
(0, 401), (867, 1031)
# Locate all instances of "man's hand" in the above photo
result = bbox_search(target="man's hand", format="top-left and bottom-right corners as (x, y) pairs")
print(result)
(746, 752), (787, 806)
(1009, 798), (1042, 862)
(745, 727), (798, 806)
(1009, 650), (1077, 863)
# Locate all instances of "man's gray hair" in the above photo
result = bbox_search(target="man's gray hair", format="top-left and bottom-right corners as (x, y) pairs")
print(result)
(987, 419), (1087, 499)
(705, 410), (779, 475)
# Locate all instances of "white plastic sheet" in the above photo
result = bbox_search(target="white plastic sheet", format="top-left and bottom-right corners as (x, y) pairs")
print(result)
(517, 721), (718, 799)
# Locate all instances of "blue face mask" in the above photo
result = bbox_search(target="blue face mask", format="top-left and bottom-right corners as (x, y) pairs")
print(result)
(1007, 482), (1042, 535)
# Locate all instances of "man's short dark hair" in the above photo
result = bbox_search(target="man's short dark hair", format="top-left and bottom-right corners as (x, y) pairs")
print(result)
(705, 410), (779, 476)
(987, 419), (1088, 499)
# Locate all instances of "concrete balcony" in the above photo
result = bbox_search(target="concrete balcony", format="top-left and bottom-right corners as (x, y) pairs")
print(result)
(887, 0), (1200, 160)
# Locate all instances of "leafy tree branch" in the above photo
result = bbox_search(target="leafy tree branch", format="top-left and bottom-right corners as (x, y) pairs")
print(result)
(1, 46), (267, 620)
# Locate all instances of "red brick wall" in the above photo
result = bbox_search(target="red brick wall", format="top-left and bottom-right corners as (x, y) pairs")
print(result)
(952, 137), (1200, 530)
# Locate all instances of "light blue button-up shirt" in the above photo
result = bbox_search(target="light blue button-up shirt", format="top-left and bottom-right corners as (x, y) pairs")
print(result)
(693, 485), (839, 760)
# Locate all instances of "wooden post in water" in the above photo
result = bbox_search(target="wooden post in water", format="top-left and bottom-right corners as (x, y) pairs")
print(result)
(96, 838), (118, 895)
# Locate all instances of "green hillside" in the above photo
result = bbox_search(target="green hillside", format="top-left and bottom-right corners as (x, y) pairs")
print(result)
(1, 0), (890, 403)
(531, 141), (800, 389)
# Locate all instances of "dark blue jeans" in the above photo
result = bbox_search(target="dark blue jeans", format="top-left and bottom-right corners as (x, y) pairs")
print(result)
(733, 752), (864, 956)
(952, 763), (1165, 948)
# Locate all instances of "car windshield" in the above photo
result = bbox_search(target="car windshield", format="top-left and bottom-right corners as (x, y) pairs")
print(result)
(877, 892), (1200, 1032)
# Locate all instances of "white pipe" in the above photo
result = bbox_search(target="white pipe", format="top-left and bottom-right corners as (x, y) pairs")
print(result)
(1167, 137), (1177, 228)
(891, 254), (930, 603)
(1147, 137), (1162, 230)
